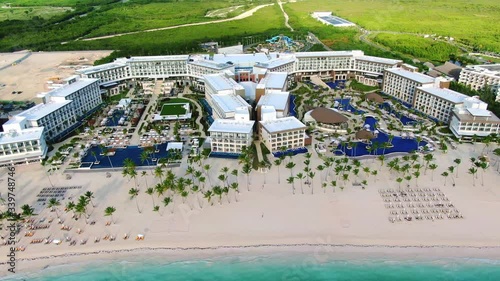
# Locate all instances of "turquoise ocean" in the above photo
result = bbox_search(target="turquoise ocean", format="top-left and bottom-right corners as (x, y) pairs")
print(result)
(3, 250), (500, 281)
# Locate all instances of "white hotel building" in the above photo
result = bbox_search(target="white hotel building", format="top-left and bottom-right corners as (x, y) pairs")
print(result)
(458, 64), (500, 101)
(382, 68), (436, 105)
(1, 78), (101, 165)
(203, 74), (251, 120)
(449, 97), (500, 138)
(413, 87), (468, 123)
(260, 116), (307, 153)
(208, 119), (254, 154)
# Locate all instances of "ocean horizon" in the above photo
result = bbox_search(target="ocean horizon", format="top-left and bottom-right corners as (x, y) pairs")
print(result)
(4, 249), (500, 281)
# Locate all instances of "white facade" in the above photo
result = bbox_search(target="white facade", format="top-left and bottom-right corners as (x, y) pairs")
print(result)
(458, 64), (500, 101)
(382, 68), (435, 105)
(449, 97), (500, 138)
(260, 116), (306, 152)
(4, 78), (101, 144)
(77, 51), (401, 86)
(413, 87), (468, 123)
(208, 119), (254, 154)
(0, 120), (47, 166)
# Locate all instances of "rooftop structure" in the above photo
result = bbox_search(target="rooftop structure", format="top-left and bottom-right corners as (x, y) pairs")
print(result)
(458, 63), (500, 101)
(312, 12), (356, 27)
(256, 92), (289, 112)
(257, 72), (288, 90)
(449, 97), (500, 138)
(385, 68), (436, 84)
(208, 119), (255, 134)
(415, 87), (468, 104)
(260, 116), (306, 134)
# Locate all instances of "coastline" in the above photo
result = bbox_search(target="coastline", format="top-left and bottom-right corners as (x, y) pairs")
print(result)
(4, 242), (500, 277)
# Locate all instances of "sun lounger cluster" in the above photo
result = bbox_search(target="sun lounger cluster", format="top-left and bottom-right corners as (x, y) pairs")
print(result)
(379, 187), (464, 223)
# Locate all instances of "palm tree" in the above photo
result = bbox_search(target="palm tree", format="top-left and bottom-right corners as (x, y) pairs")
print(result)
(65, 201), (76, 218)
(230, 182), (239, 202)
(423, 154), (434, 174)
(128, 188), (141, 213)
(396, 177), (403, 190)
(153, 205), (160, 214)
(104, 206), (116, 223)
(404, 175), (412, 187)
(441, 171), (449, 186)
(453, 158), (461, 178)
(274, 158), (282, 184)
(371, 170), (378, 182)
(429, 163), (438, 181)
(413, 171), (420, 186)
(163, 197), (173, 213)
(415, 136), (423, 150)
(154, 166), (164, 183)
(140, 150), (150, 167)
(48, 198), (61, 218)
(203, 190), (213, 206)
(478, 160), (488, 186)
(100, 145), (114, 170)
(285, 161), (296, 177)
(330, 180), (337, 192)
(447, 166), (456, 186)
(145, 187), (155, 207)
(84, 191), (95, 207)
(468, 167), (478, 186)
(91, 150), (99, 164)
(286, 176), (295, 194)
(21, 204), (35, 221)
(231, 169), (238, 184)
(308, 171), (316, 194)
(242, 163), (252, 191)
(296, 172), (305, 194)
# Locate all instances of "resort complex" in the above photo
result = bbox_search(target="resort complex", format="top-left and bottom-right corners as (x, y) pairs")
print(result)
(458, 64), (500, 101)
(1, 51), (499, 167)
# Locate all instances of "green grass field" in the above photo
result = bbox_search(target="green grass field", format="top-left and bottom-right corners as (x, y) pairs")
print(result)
(283, 0), (499, 52)
(160, 103), (187, 116)
(0, 6), (72, 21)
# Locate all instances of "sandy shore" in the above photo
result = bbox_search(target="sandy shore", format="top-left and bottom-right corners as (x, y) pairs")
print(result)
(0, 51), (111, 102)
(0, 142), (499, 276)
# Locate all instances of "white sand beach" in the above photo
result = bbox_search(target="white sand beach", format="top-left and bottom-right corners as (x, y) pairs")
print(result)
(1, 141), (499, 275)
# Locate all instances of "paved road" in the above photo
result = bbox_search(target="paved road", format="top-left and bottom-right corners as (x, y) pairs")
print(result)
(277, 0), (293, 32)
(79, 4), (274, 42)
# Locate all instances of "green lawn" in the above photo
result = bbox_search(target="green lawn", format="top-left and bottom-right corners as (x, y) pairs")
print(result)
(283, 0), (499, 53)
(160, 104), (187, 116)
(0, 6), (72, 21)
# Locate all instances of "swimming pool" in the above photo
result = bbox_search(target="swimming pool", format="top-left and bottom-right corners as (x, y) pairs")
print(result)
(80, 143), (171, 169)
(334, 116), (427, 157)
(334, 98), (366, 115)
(379, 102), (419, 126)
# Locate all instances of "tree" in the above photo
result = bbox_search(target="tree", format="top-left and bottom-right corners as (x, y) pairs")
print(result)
(447, 166), (456, 186)
(478, 160), (488, 186)
(330, 180), (337, 192)
(441, 171), (449, 186)
(84, 191), (95, 207)
(203, 190), (213, 206)
(145, 187), (155, 207)
(296, 173), (305, 194)
(423, 154), (434, 174)
(413, 171), (421, 186)
(396, 177), (403, 190)
(21, 204), (35, 221)
(429, 163), (438, 181)
(104, 206), (116, 224)
(48, 198), (61, 218)
(129, 188), (141, 213)
(285, 161), (296, 177)
(404, 175), (412, 187)
(468, 167), (478, 187)
(454, 158), (461, 178)
(154, 166), (164, 183)
(242, 163), (252, 191)
(65, 201), (76, 218)
(274, 158), (282, 184)
(163, 197), (173, 213)
(287, 176), (295, 195)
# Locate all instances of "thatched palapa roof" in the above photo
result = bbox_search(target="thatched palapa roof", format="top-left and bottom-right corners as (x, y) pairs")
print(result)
(310, 107), (348, 124)
(355, 130), (375, 140)
(366, 93), (384, 103)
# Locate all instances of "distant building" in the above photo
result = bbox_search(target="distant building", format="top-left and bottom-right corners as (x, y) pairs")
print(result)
(449, 97), (500, 138)
(382, 68), (436, 105)
(303, 107), (348, 133)
(260, 116), (307, 152)
(208, 119), (254, 154)
(427, 62), (462, 81)
(458, 64), (500, 101)
(413, 87), (468, 123)
(311, 12), (356, 27)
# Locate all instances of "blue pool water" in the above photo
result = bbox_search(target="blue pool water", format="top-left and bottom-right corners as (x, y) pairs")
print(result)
(379, 102), (418, 126)
(105, 110), (125, 127)
(334, 116), (427, 157)
(289, 95), (297, 117)
(80, 143), (170, 168)
(273, 147), (308, 158)
(7, 251), (500, 281)
(334, 98), (365, 115)
(326, 80), (346, 90)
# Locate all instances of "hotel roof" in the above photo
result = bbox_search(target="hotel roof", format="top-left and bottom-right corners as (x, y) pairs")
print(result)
(416, 87), (468, 103)
(189, 60), (233, 70)
(295, 50), (363, 58)
(208, 119), (254, 134)
(48, 78), (98, 98)
(258, 72), (288, 90)
(386, 68), (435, 84)
(357, 55), (401, 65)
(128, 55), (189, 62)
(0, 127), (44, 144)
(211, 94), (250, 114)
(257, 92), (289, 111)
(260, 116), (306, 133)
(254, 56), (295, 69)
(77, 62), (127, 75)
(204, 74), (244, 92)
(15, 100), (72, 120)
